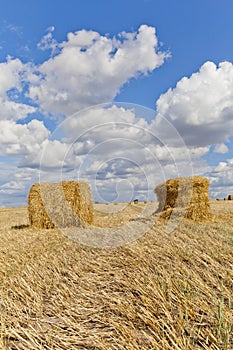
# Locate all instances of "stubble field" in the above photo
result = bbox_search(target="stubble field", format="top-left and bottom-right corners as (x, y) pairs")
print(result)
(0, 201), (233, 349)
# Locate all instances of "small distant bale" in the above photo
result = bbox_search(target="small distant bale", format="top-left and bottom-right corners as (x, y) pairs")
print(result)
(28, 181), (93, 229)
(224, 198), (227, 201)
(154, 176), (211, 221)
(134, 199), (139, 204)
(228, 194), (233, 200)
(216, 198), (221, 201)
(144, 200), (147, 204)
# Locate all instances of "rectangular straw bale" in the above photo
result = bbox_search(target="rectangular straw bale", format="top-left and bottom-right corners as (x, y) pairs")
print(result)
(154, 176), (211, 221)
(28, 181), (93, 229)
(228, 194), (233, 200)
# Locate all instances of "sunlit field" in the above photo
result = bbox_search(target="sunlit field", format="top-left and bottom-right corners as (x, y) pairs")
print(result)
(0, 201), (233, 349)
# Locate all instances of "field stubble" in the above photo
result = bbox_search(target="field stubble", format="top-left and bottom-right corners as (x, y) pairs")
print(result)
(0, 201), (232, 349)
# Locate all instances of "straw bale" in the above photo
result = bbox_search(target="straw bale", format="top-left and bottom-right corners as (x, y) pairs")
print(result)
(228, 194), (233, 200)
(154, 176), (211, 221)
(28, 181), (93, 229)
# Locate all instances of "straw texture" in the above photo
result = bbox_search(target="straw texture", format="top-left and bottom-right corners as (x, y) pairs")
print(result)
(28, 181), (93, 229)
(154, 176), (211, 221)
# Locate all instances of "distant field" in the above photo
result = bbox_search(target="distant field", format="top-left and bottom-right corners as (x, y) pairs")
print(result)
(0, 200), (232, 228)
(0, 201), (233, 349)
(0, 202), (158, 229)
(0, 206), (28, 229)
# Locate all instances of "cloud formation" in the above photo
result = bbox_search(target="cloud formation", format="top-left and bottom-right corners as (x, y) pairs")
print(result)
(0, 57), (35, 121)
(0, 162), (37, 207)
(209, 158), (233, 198)
(214, 143), (229, 154)
(155, 61), (233, 147)
(34, 103), (195, 203)
(1, 25), (233, 205)
(0, 119), (50, 156)
(37, 26), (58, 54)
(29, 25), (168, 116)
(0, 25), (171, 205)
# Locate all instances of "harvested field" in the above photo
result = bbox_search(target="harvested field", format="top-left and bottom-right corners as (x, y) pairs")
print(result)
(0, 201), (233, 349)
(0, 206), (28, 229)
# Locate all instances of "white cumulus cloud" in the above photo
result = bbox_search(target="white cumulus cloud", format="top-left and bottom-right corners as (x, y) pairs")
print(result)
(0, 119), (50, 155)
(0, 57), (36, 121)
(155, 61), (233, 147)
(209, 158), (233, 198)
(29, 25), (168, 116)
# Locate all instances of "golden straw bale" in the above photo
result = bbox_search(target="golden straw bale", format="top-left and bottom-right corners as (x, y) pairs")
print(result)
(154, 176), (211, 221)
(28, 181), (93, 229)
(228, 194), (233, 200)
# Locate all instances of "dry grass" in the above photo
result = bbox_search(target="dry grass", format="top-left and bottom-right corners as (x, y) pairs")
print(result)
(0, 201), (232, 349)
(92, 202), (152, 228)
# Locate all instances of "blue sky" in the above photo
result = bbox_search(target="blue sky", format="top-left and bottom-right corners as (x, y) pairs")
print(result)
(1, 0), (233, 206)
